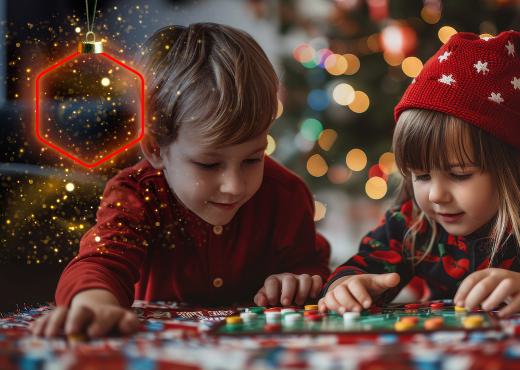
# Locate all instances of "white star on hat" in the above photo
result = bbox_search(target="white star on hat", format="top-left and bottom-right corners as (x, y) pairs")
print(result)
(488, 92), (504, 103)
(473, 61), (489, 74)
(438, 74), (455, 85)
(512, 77), (520, 90)
(505, 41), (515, 56)
(438, 51), (451, 63)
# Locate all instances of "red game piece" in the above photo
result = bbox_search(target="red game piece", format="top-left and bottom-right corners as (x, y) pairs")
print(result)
(305, 313), (323, 321)
(430, 302), (445, 309)
(264, 307), (282, 313)
(303, 310), (319, 317)
(264, 323), (281, 332)
(404, 303), (422, 309)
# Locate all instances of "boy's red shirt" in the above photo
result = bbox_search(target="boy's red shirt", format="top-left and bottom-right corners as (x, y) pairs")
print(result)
(56, 156), (331, 307)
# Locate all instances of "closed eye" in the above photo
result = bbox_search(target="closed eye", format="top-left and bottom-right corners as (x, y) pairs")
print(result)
(194, 162), (219, 169)
(450, 173), (472, 181)
(414, 174), (430, 182)
(244, 158), (262, 165)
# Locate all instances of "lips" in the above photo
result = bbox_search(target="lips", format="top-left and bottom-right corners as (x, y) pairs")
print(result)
(436, 212), (464, 223)
(208, 201), (239, 210)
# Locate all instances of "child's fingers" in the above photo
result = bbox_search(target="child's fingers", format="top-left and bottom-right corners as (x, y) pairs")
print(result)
(347, 278), (373, 309)
(65, 305), (94, 336)
(333, 285), (362, 313)
(321, 291), (342, 313)
(280, 274), (298, 306)
(318, 297), (326, 312)
(254, 288), (268, 307)
(482, 278), (517, 311)
(294, 274), (312, 305)
(364, 273), (400, 295)
(87, 308), (124, 338)
(31, 314), (51, 337)
(309, 275), (323, 299)
(264, 276), (282, 306)
(454, 270), (486, 306)
(498, 293), (520, 318)
(118, 310), (140, 335)
(463, 276), (499, 310)
(44, 307), (68, 338)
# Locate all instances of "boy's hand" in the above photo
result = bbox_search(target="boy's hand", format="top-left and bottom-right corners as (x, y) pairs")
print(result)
(454, 268), (520, 318)
(30, 289), (139, 339)
(254, 273), (323, 306)
(318, 273), (400, 313)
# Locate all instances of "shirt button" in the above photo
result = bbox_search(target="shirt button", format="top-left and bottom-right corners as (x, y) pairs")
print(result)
(212, 225), (223, 235)
(212, 277), (224, 288)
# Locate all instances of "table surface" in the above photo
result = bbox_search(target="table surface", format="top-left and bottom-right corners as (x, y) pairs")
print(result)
(2, 300), (520, 370)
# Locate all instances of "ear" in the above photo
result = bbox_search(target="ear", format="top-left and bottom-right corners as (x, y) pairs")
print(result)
(140, 135), (165, 169)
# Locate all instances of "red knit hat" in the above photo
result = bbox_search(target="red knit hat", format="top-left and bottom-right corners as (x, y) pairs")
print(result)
(394, 30), (520, 150)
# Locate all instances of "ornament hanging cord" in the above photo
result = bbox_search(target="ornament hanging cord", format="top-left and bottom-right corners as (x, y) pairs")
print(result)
(85, 0), (98, 41)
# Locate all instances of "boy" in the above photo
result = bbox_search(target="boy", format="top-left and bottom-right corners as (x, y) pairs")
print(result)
(32, 23), (330, 338)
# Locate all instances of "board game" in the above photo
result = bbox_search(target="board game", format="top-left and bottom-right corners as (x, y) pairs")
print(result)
(214, 300), (500, 336)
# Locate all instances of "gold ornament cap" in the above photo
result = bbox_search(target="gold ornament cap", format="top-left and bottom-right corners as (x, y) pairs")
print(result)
(79, 32), (103, 54)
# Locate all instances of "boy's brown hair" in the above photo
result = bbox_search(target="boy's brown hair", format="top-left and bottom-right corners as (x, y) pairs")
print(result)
(139, 23), (279, 147)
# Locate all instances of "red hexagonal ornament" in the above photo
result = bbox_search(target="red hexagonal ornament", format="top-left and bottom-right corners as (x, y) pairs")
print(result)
(35, 34), (145, 168)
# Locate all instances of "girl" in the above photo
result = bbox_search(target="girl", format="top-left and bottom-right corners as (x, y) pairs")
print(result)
(319, 30), (520, 317)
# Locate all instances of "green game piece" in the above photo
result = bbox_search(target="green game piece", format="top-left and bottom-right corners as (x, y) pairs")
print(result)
(246, 307), (265, 314)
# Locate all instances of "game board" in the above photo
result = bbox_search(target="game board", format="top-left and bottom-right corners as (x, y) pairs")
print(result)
(214, 300), (500, 336)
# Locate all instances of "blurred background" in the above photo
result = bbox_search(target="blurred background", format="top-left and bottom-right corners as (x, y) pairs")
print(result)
(1, 0), (519, 312)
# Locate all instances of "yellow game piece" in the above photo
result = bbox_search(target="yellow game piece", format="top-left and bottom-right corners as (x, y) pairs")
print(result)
(454, 305), (467, 312)
(225, 316), (242, 325)
(395, 320), (416, 331)
(463, 315), (484, 329)
(67, 333), (87, 343)
(400, 316), (419, 325)
(424, 317), (444, 330)
(304, 304), (319, 311)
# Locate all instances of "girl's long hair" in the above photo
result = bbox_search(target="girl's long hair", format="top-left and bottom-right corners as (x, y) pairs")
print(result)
(393, 109), (520, 266)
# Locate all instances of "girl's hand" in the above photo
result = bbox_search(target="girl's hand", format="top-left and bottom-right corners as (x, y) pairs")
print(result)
(318, 273), (400, 313)
(254, 273), (323, 306)
(454, 268), (520, 317)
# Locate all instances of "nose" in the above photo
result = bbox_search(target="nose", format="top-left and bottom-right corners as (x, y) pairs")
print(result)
(219, 167), (245, 197)
(428, 179), (451, 204)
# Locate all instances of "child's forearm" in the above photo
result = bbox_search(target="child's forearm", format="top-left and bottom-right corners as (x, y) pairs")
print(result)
(70, 289), (120, 308)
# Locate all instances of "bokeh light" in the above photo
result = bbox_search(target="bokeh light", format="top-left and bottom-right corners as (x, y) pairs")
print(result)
(276, 99), (284, 119)
(318, 129), (338, 151)
(365, 176), (388, 199)
(401, 57), (423, 77)
(344, 54), (360, 75)
(378, 152), (397, 175)
(438, 26), (457, 44)
(324, 54), (348, 75)
(307, 154), (328, 177)
(421, 6), (442, 24)
(266, 134), (276, 155)
(300, 118), (324, 141)
(314, 201), (327, 221)
(348, 91), (370, 113)
(307, 89), (330, 111)
(332, 83), (355, 106)
(327, 164), (352, 184)
(346, 148), (367, 171)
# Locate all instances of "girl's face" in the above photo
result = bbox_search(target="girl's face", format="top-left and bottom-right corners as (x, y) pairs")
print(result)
(411, 163), (499, 236)
(158, 125), (267, 226)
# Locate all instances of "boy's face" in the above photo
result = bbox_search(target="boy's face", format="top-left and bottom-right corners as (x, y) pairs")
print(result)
(158, 125), (267, 226)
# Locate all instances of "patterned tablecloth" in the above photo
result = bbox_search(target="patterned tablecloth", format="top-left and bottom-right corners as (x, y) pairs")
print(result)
(2, 300), (520, 370)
